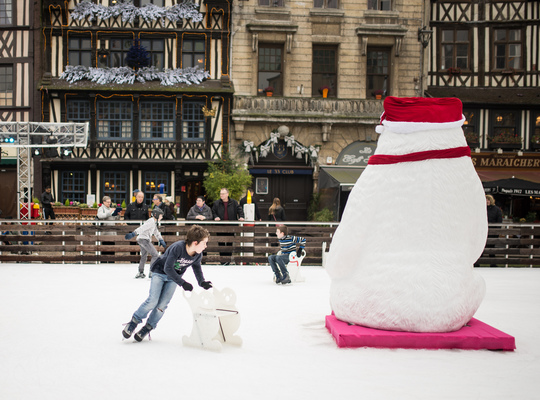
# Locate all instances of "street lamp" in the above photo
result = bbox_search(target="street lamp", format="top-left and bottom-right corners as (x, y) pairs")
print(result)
(418, 26), (433, 48)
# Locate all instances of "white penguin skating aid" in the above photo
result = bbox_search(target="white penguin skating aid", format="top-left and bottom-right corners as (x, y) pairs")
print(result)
(326, 97), (487, 333)
(182, 287), (242, 351)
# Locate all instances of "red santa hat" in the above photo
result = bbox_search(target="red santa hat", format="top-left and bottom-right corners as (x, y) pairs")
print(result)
(376, 97), (465, 134)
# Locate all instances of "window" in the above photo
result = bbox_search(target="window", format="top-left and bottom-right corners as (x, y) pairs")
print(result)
(97, 101), (133, 140)
(140, 101), (175, 140)
(141, 38), (164, 69)
(0, 66), (13, 106)
(69, 38), (92, 67)
(493, 28), (522, 70)
(140, 0), (164, 5)
(366, 48), (389, 98)
(367, 0), (391, 11)
(531, 112), (540, 145)
(463, 109), (479, 144)
(258, 44), (283, 96)
(61, 171), (86, 204)
(182, 101), (205, 141)
(182, 39), (205, 69)
(314, 0), (338, 8)
(259, 0), (284, 6)
(67, 100), (91, 122)
(0, 0), (12, 25)
(491, 111), (519, 143)
(143, 171), (169, 203)
(312, 45), (337, 97)
(98, 38), (132, 68)
(441, 29), (469, 70)
(102, 172), (128, 205)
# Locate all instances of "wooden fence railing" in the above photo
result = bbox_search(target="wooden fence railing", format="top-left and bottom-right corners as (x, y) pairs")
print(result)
(0, 220), (338, 265)
(1, 221), (539, 267)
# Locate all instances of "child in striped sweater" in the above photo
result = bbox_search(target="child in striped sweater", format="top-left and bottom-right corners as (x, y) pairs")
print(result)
(268, 225), (306, 284)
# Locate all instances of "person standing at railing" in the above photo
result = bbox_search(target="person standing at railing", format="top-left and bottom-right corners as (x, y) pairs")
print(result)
(41, 186), (55, 221)
(486, 195), (503, 268)
(268, 197), (286, 222)
(152, 194), (174, 220)
(212, 188), (244, 265)
(186, 195), (213, 221)
(97, 196), (122, 263)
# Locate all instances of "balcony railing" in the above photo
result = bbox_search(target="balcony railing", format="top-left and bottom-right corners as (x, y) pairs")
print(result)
(233, 96), (384, 124)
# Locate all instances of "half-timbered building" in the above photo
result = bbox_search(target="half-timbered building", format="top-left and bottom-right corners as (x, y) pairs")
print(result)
(426, 0), (540, 218)
(0, 0), (38, 217)
(38, 0), (232, 217)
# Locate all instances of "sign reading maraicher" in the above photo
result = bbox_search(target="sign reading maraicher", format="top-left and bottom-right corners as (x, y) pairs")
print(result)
(472, 154), (540, 169)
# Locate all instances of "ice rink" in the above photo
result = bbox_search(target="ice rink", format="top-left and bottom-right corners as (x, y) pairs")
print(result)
(1, 263), (539, 399)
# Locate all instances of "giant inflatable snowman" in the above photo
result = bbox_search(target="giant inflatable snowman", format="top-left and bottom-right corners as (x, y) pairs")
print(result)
(326, 97), (487, 333)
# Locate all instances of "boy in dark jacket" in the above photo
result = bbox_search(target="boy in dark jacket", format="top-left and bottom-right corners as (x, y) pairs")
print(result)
(122, 225), (212, 342)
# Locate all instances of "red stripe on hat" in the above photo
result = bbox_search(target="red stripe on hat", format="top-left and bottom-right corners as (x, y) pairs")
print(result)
(382, 97), (463, 123)
(368, 146), (471, 165)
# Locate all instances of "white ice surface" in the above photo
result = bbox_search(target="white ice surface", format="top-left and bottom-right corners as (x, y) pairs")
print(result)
(0, 264), (539, 400)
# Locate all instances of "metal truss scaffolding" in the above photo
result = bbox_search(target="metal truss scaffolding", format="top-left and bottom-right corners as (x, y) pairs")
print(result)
(0, 122), (89, 219)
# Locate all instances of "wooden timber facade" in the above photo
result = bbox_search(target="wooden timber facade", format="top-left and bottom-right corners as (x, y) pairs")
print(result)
(37, 0), (233, 217)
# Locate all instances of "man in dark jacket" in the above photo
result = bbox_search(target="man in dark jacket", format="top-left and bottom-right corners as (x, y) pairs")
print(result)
(212, 188), (244, 264)
(153, 194), (174, 220)
(41, 186), (55, 220)
(124, 191), (149, 221)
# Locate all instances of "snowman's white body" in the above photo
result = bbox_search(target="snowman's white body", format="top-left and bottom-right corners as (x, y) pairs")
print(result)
(326, 118), (487, 333)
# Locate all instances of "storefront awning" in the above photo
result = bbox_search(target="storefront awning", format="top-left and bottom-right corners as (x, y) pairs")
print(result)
(319, 166), (364, 188)
(476, 170), (540, 184)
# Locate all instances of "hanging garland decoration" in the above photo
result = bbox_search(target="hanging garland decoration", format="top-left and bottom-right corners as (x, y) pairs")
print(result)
(71, 0), (204, 25)
(239, 129), (320, 165)
(60, 65), (211, 86)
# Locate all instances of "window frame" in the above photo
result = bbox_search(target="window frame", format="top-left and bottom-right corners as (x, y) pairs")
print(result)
(67, 99), (91, 123)
(60, 171), (87, 204)
(492, 27), (523, 71)
(143, 171), (169, 204)
(68, 37), (93, 67)
(139, 100), (176, 141)
(102, 171), (128, 206)
(97, 101), (133, 140)
(182, 101), (206, 142)
(312, 44), (338, 98)
(258, 0), (284, 6)
(258, 43), (284, 96)
(366, 47), (390, 98)
(440, 28), (470, 71)
(463, 109), (479, 144)
(0, 65), (13, 107)
(0, 0), (13, 26)
(140, 38), (165, 70)
(490, 110), (521, 143)
(181, 37), (206, 69)
(98, 38), (133, 68)
(313, 0), (338, 8)
(367, 0), (391, 11)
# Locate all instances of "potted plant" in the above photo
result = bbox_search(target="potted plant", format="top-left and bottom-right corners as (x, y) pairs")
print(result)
(488, 132), (522, 150)
(372, 89), (384, 100)
(464, 131), (480, 147)
(318, 85), (330, 98)
(53, 200), (81, 219)
(531, 134), (540, 150)
(447, 67), (461, 76)
(263, 86), (274, 97)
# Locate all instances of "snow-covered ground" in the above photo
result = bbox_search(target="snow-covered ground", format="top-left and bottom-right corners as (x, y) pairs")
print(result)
(0, 263), (538, 400)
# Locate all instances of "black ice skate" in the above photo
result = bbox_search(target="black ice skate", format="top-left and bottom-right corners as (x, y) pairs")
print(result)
(122, 317), (139, 339)
(134, 323), (153, 342)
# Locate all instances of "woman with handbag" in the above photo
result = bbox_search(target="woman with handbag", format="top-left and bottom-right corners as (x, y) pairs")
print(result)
(268, 198), (286, 221)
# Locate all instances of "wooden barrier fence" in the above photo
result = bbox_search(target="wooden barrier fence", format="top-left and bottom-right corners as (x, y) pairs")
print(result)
(1, 221), (539, 267)
(0, 220), (338, 265)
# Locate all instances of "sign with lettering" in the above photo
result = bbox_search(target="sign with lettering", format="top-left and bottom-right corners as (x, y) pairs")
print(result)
(336, 142), (377, 167)
(472, 153), (540, 169)
(249, 169), (313, 175)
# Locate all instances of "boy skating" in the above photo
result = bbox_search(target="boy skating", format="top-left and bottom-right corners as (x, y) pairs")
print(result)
(268, 225), (306, 284)
(122, 225), (213, 342)
(125, 208), (167, 279)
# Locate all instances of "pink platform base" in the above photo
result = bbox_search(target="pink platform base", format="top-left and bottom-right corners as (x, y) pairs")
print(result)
(325, 315), (515, 351)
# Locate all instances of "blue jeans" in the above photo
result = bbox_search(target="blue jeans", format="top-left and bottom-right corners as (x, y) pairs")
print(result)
(133, 272), (177, 329)
(268, 254), (290, 278)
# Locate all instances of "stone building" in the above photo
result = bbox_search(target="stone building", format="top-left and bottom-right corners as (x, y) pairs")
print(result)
(230, 0), (426, 220)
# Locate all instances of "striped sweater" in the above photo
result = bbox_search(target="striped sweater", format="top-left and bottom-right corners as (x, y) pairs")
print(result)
(278, 235), (306, 254)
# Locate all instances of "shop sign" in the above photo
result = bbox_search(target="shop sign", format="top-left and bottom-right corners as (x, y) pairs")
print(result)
(336, 142), (377, 167)
(472, 153), (540, 169)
